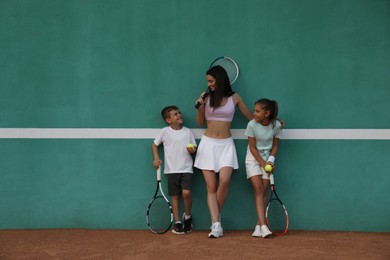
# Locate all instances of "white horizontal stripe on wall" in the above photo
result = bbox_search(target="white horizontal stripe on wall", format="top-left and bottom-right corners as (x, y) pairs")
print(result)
(0, 128), (389, 140)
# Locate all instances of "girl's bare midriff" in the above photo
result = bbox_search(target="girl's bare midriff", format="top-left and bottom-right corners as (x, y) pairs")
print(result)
(204, 120), (232, 139)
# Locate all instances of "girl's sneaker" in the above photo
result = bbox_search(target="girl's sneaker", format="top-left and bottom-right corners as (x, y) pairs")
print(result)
(252, 225), (262, 237)
(260, 225), (272, 238)
(252, 225), (272, 238)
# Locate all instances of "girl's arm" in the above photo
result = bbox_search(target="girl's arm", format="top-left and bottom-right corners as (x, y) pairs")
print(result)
(248, 137), (267, 168)
(268, 137), (280, 172)
(269, 138), (279, 157)
(234, 93), (253, 121)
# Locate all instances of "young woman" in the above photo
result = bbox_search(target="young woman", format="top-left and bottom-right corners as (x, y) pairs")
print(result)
(194, 65), (252, 238)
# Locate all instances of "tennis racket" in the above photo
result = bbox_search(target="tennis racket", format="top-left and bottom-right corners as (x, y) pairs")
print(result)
(265, 174), (289, 236)
(195, 56), (239, 109)
(209, 56), (239, 84)
(146, 167), (173, 234)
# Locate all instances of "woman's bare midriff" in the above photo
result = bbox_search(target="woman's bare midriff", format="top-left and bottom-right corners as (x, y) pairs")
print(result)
(204, 120), (232, 139)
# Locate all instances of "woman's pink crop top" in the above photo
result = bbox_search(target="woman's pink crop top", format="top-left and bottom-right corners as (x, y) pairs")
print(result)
(205, 96), (235, 122)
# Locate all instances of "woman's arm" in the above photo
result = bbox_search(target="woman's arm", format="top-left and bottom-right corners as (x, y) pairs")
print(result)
(195, 93), (207, 127)
(234, 93), (253, 121)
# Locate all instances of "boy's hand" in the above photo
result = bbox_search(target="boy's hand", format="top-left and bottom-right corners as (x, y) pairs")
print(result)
(153, 160), (162, 169)
(186, 144), (197, 154)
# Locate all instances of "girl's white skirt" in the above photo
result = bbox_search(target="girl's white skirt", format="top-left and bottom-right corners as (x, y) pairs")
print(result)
(194, 135), (239, 172)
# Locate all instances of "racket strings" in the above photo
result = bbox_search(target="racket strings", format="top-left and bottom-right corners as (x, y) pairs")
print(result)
(266, 200), (288, 236)
(147, 196), (172, 234)
(212, 59), (238, 84)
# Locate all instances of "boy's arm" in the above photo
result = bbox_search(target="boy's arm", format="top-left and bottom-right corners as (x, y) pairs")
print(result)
(152, 142), (162, 169)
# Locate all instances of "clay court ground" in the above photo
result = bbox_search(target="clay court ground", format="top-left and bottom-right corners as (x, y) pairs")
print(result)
(1, 229), (389, 259)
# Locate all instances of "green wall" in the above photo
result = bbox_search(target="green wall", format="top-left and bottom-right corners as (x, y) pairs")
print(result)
(1, 0), (389, 232)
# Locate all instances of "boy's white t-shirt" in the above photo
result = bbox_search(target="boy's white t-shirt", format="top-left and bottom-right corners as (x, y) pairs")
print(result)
(153, 126), (196, 174)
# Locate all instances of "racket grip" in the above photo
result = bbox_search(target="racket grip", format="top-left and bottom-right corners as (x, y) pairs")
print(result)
(157, 168), (162, 181)
(270, 174), (275, 185)
(194, 89), (210, 109)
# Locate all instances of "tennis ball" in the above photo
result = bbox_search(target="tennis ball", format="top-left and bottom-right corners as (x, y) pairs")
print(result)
(187, 143), (195, 149)
(265, 164), (272, 173)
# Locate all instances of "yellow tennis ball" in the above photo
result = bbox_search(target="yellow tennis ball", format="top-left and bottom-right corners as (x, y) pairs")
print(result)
(187, 143), (195, 149)
(265, 164), (272, 173)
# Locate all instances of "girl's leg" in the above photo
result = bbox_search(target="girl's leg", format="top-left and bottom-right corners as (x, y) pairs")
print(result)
(202, 170), (219, 223)
(262, 178), (271, 214)
(250, 175), (266, 226)
(217, 167), (233, 213)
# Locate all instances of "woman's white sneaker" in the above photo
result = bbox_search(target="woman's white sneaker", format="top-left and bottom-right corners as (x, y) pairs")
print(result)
(208, 222), (223, 238)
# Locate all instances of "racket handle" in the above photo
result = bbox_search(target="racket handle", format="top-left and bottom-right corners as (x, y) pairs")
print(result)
(194, 89), (210, 109)
(270, 174), (275, 185)
(157, 167), (162, 181)
(195, 101), (202, 109)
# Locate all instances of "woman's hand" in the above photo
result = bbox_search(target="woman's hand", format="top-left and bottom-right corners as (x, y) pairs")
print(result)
(195, 92), (207, 107)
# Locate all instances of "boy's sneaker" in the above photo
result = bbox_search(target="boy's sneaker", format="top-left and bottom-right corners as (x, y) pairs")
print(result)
(260, 224), (272, 238)
(171, 222), (185, 235)
(252, 225), (262, 237)
(208, 222), (223, 238)
(182, 214), (193, 234)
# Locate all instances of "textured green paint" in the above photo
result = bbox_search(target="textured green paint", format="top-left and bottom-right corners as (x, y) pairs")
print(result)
(0, 0), (389, 231)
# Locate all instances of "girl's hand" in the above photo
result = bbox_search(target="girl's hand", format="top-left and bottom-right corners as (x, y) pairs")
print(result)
(259, 161), (267, 169)
(264, 162), (275, 173)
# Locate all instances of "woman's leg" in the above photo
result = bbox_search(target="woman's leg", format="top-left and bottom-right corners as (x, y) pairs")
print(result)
(217, 167), (233, 213)
(202, 170), (219, 223)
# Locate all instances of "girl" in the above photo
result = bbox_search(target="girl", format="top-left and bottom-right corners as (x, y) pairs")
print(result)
(194, 65), (253, 238)
(245, 98), (282, 238)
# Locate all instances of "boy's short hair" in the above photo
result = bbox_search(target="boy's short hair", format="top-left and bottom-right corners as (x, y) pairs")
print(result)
(161, 105), (179, 120)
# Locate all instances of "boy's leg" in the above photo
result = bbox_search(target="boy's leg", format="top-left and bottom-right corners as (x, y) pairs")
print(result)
(181, 173), (193, 233)
(168, 174), (185, 235)
(171, 195), (181, 223)
(182, 190), (192, 216)
(181, 173), (193, 215)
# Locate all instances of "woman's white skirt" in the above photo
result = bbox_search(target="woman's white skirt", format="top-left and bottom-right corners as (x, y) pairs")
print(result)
(194, 135), (239, 172)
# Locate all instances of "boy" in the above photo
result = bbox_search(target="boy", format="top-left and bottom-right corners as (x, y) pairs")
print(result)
(152, 105), (197, 234)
